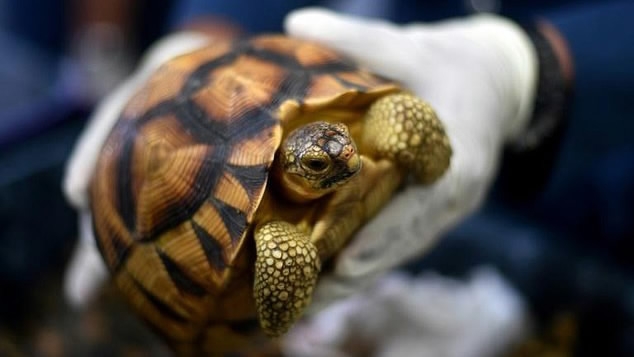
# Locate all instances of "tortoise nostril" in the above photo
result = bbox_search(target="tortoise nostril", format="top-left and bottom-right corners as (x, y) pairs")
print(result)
(341, 146), (355, 160)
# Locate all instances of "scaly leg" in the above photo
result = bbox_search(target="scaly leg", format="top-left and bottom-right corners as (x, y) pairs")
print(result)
(362, 93), (452, 184)
(310, 157), (403, 261)
(253, 221), (321, 337)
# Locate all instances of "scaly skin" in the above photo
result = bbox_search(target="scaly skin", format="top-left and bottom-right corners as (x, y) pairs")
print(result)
(362, 93), (452, 184)
(253, 221), (320, 337)
(252, 93), (451, 337)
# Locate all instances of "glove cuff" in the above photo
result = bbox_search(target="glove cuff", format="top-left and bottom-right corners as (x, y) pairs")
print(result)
(510, 20), (573, 152)
(498, 20), (574, 200)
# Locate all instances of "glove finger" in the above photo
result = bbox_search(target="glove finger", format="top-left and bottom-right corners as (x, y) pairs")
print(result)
(62, 32), (212, 210)
(284, 8), (424, 82)
(63, 75), (144, 210)
(64, 211), (108, 307)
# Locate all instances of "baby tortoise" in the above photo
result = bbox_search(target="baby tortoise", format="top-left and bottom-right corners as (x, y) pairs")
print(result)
(89, 35), (451, 355)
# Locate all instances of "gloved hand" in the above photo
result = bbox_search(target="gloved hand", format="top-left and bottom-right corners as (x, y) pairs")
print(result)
(62, 8), (538, 323)
(283, 8), (538, 313)
(283, 268), (530, 357)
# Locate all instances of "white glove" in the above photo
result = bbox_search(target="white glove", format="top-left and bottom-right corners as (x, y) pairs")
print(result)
(283, 268), (530, 357)
(283, 8), (538, 312)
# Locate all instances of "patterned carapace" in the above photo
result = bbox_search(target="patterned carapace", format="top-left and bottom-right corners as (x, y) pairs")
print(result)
(89, 35), (399, 350)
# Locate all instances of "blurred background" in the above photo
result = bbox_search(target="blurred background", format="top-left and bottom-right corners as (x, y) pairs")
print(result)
(0, 0), (632, 356)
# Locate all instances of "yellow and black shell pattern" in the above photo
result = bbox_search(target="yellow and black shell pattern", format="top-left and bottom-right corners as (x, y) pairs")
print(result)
(89, 35), (400, 346)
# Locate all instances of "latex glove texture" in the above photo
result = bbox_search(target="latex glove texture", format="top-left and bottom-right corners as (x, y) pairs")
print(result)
(284, 8), (538, 312)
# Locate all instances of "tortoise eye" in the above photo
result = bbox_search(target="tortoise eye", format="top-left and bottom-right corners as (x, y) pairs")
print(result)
(302, 157), (330, 172)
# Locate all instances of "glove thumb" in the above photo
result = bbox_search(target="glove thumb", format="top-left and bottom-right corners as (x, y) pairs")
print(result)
(284, 7), (423, 82)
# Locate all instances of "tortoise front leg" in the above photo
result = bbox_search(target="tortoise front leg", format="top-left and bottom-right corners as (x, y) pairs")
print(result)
(253, 221), (321, 337)
(309, 157), (403, 261)
(362, 93), (452, 184)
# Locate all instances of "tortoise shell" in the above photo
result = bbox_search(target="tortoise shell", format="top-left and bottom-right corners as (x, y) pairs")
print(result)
(90, 35), (401, 351)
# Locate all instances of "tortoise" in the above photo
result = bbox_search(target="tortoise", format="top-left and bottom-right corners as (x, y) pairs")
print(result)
(90, 34), (452, 354)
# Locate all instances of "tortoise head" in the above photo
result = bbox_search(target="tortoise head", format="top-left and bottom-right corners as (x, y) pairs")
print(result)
(277, 121), (361, 202)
